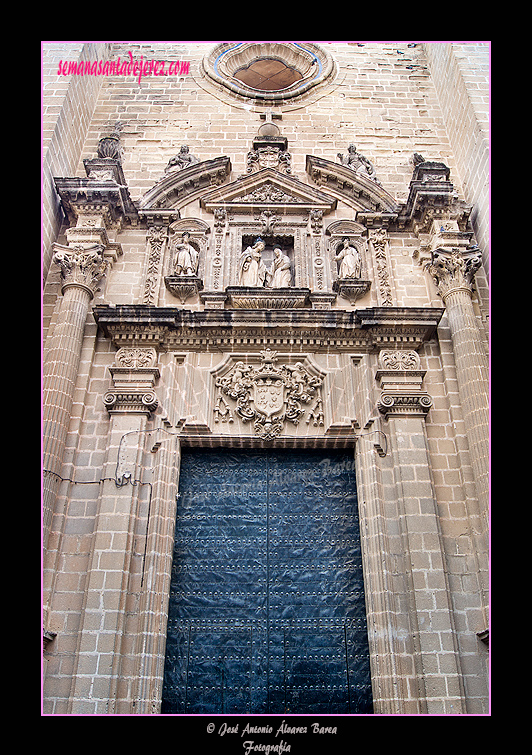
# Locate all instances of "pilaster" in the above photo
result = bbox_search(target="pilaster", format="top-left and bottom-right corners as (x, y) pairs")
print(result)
(375, 349), (466, 714)
(133, 433), (181, 714)
(70, 346), (160, 714)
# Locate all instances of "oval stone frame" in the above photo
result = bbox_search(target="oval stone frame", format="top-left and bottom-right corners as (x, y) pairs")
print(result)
(201, 42), (338, 102)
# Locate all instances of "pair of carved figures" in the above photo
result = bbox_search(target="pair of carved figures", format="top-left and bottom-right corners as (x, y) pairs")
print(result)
(238, 239), (292, 288)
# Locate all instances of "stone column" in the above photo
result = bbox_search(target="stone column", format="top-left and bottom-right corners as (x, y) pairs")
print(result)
(376, 350), (466, 714)
(425, 244), (489, 520)
(42, 244), (108, 549)
(44, 155), (129, 552)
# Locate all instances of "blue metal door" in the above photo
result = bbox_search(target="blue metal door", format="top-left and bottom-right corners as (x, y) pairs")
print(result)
(161, 448), (373, 714)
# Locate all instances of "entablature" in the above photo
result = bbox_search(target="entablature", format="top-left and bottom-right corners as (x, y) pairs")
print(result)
(93, 304), (444, 354)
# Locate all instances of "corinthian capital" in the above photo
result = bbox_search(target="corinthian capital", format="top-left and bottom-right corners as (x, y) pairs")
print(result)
(52, 243), (107, 297)
(425, 247), (482, 301)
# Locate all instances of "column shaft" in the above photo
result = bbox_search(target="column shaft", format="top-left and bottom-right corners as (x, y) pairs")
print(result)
(444, 288), (489, 516)
(42, 284), (92, 546)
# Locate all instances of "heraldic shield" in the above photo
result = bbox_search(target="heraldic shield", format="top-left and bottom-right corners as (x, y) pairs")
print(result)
(253, 378), (285, 418)
(214, 349), (323, 440)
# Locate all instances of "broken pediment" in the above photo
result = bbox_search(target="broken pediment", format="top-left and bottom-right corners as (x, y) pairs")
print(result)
(306, 154), (400, 215)
(200, 167), (337, 215)
(137, 156), (232, 212)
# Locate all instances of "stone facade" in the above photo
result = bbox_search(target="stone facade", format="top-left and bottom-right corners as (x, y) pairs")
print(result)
(42, 42), (490, 715)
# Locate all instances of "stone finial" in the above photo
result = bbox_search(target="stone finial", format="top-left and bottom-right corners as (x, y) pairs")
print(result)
(97, 122), (123, 161)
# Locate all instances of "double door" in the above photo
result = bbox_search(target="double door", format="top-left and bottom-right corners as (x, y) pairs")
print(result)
(161, 448), (373, 714)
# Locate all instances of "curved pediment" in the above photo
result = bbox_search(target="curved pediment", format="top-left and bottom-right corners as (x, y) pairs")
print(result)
(306, 155), (400, 214)
(200, 167), (337, 214)
(138, 156), (232, 211)
(137, 153), (398, 220)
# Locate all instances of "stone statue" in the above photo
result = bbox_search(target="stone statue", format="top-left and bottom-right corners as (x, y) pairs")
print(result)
(337, 143), (380, 183)
(165, 145), (199, 172)
(267, 247), (292, 288)
(335, 237), (362, 279)
(238, 238), (268, 287)
(173, 232), (199, 276)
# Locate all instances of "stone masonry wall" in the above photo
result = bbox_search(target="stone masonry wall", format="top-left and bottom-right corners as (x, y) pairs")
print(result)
(423, 43), (490, 272)
(42, 43), (110, 281)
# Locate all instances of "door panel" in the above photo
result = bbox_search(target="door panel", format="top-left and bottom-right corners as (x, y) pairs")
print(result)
(161, 448), (373, 714)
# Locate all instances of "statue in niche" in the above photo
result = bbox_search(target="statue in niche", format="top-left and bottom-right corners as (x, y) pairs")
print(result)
(335, 237), (362, 279)
(267, 247), (292, 288)
(337, 143), (380, 184)
(165, 145), (199, 172)
(238, 238), (268, 287)
(173, 232), (199, 276)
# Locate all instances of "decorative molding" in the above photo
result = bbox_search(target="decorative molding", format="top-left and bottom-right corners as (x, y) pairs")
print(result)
(142, 225), (169, 305)
(164, 275), (204, 304)
(103, 346), (160, 414)
(138, 156), (232, 212)
(377, 393), (433, 418)
(375, 349), (432, 419)
(378, 350), (421, 371)
(333, 279), (371, 306)
(200, 167), (337, 215)
(200, 43), (338, 103)
(247, 146), (291, 175)
(225, 286), (310, 309)
(369, 229), (393, 306)
(54, 160), (138, 227)
(115, 347), (158, 369)
(306, 155), (399, 214)
(93, 305), (444, 354)
(103, 390), (158, 415)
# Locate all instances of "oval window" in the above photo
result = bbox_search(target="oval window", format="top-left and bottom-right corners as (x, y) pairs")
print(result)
(233, 58), (303, 91)
(201, 43), (337, 102)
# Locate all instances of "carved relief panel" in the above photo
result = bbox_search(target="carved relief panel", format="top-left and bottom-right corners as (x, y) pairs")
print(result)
(212, 349), (326, 440)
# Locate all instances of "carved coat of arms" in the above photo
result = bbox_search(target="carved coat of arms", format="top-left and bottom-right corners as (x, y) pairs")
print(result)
(214, 350), (323, 440)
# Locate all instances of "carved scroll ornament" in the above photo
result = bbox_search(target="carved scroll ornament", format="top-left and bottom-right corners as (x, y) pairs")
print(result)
(214, 349), (323, 440)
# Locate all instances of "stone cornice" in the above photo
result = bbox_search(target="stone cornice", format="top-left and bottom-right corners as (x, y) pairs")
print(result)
(93, 304), (444, 352)
(54, 161), (138, 227)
